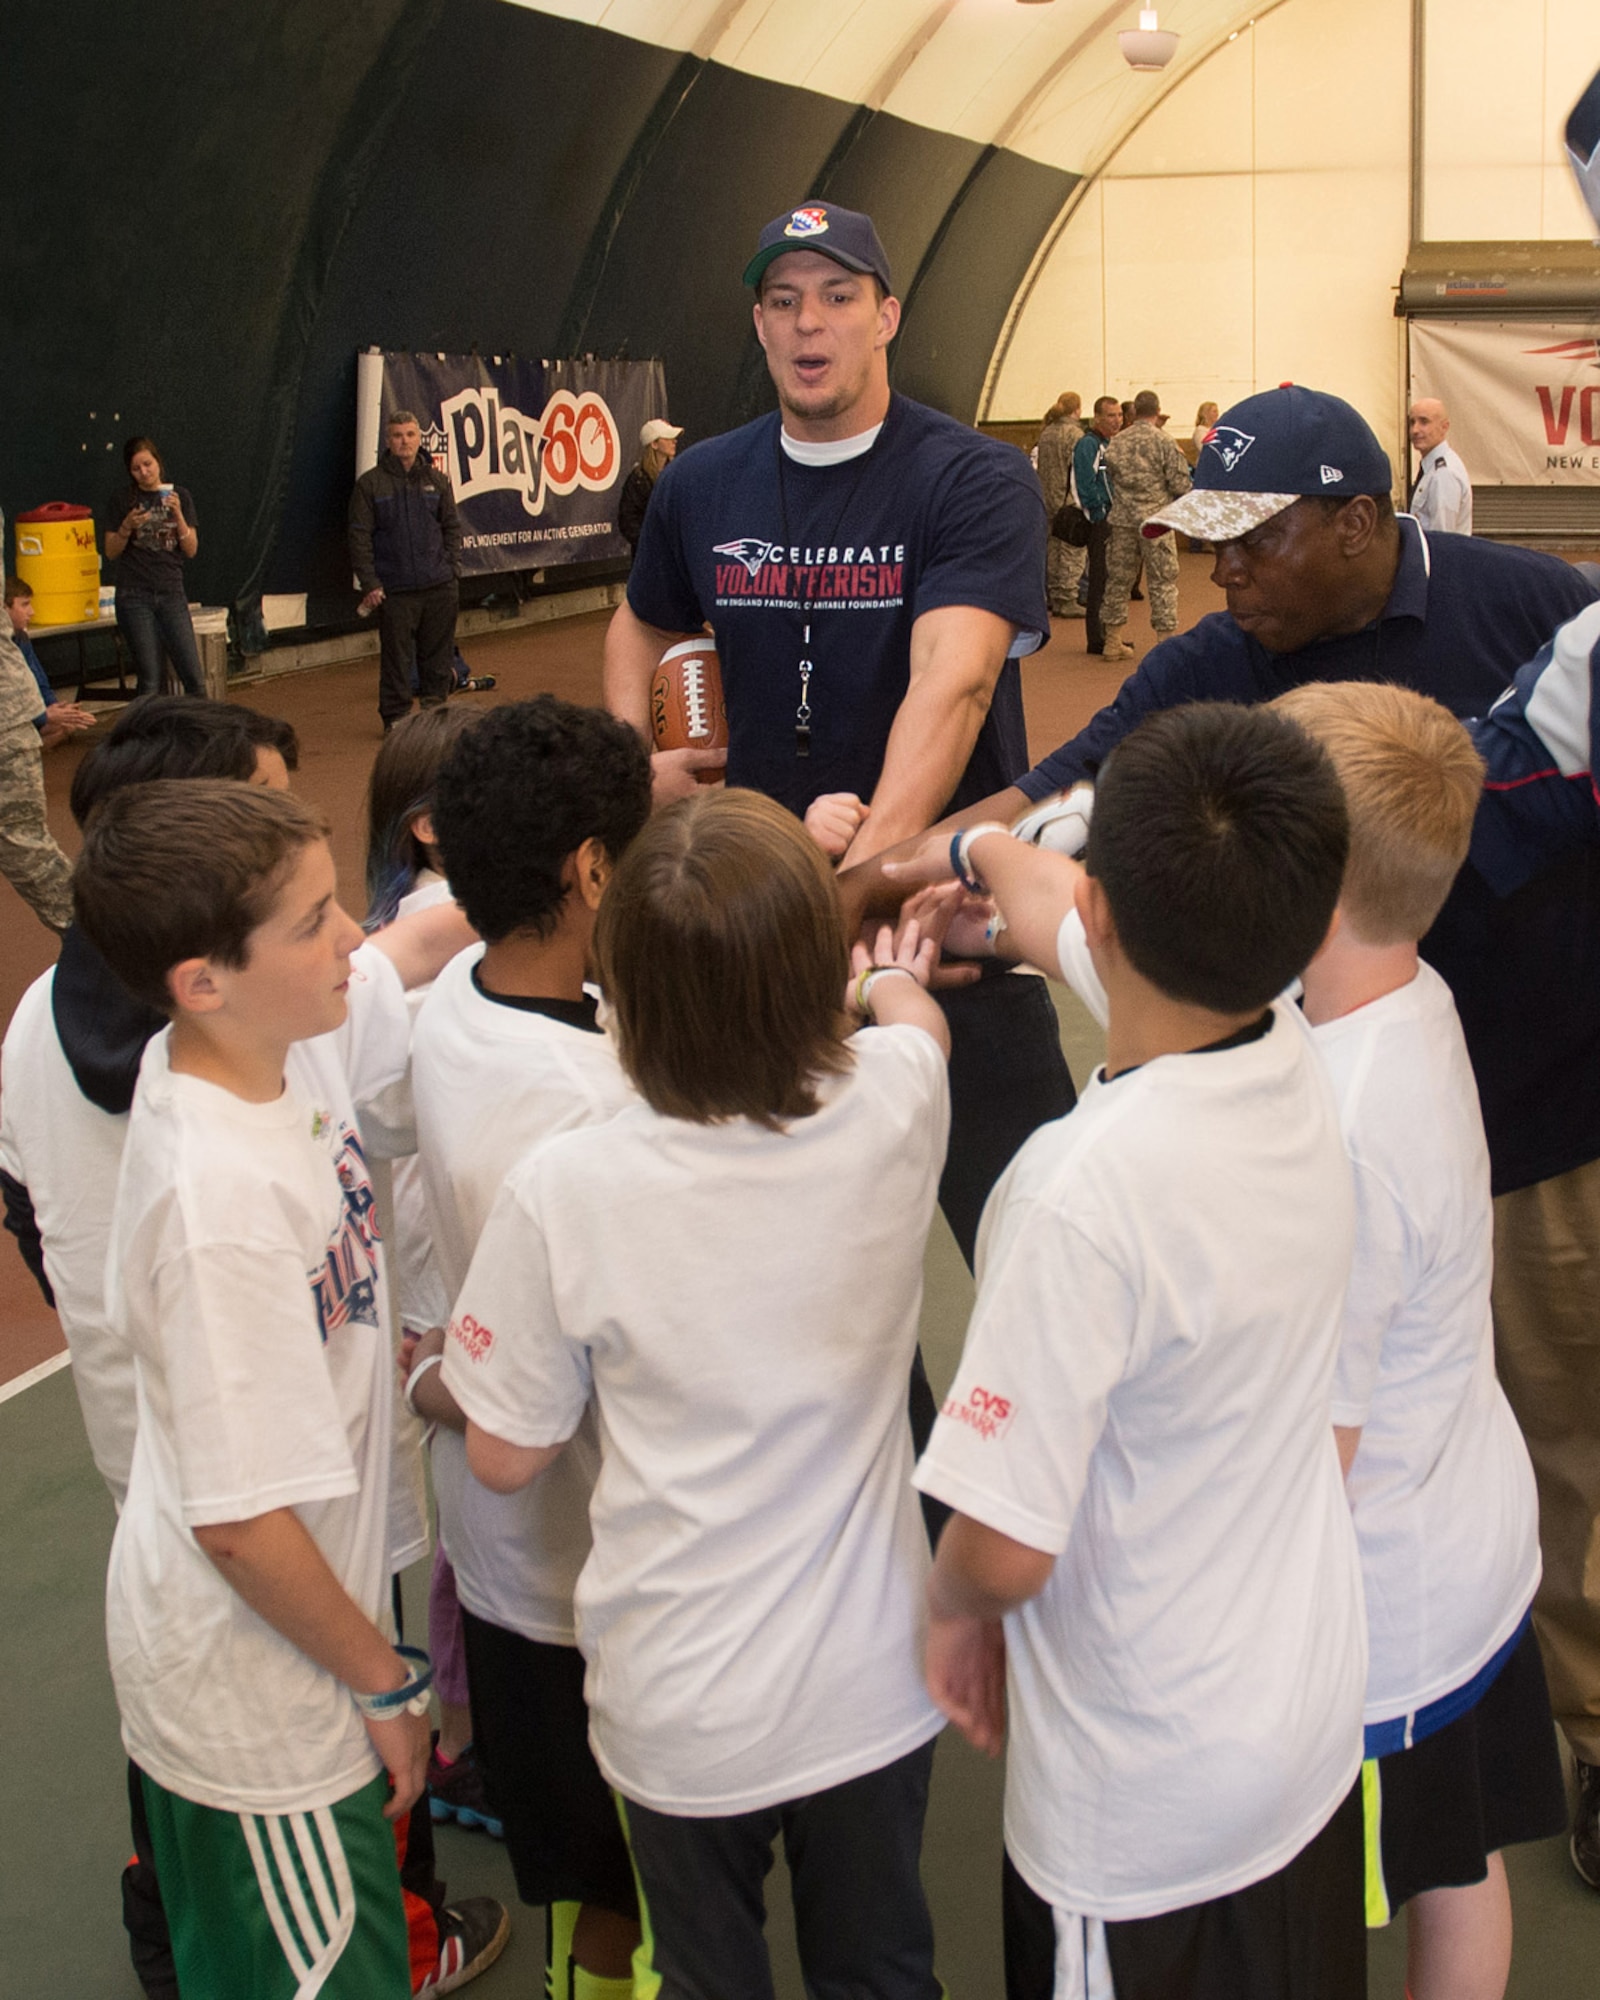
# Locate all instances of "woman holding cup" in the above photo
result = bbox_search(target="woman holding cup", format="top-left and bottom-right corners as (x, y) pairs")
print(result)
(103, 435), (204, 696)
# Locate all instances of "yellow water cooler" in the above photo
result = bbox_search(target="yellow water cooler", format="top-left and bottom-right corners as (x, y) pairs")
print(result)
(15, 503), (101, 625)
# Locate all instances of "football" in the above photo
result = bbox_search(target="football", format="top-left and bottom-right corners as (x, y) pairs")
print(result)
(650, 637), (728, 782)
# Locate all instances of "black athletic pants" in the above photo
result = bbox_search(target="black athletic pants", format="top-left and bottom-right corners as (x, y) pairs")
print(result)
(378, 581), (458, 723)
(934, 972), (1077, 1268)
(621, 1737), (942, 2000)
(1084, 519), (1112, 654)
(1002, 1779), (1367, 2000)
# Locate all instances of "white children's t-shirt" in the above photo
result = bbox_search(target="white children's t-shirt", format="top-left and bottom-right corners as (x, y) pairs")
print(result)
(0, 970), (136, 1497)
(1053, 906), (1109, 1026)
(443, 1025), (951, 1816)
(412, 946), (635, 1644)
(106, 1032), (394, 1814)
(1314, 964), (1540, 1722)
(916, 1004), (1367, 1920)
(0, 944), (413, 1521)
(371, 872), (456, 1336)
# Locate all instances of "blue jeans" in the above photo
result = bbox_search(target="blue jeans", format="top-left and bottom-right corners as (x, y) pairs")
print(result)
(115, 590), (204, 697)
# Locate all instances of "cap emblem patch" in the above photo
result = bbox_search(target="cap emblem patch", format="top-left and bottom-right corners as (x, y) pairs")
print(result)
(784, 206), (829, 239)
(1204, 425), (1255, 473)
(1320, 464), (1343, 484)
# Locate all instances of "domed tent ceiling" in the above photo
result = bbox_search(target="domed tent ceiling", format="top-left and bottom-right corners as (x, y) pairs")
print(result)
(0, 0), (1264, 620)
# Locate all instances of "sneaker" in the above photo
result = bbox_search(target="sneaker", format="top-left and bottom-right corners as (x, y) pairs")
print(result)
(452, 674), (497, 693)
(1574, 1758), (1600, 1888)
(418, 1899), (511, 1996)
(428, 1741), (505, 1839)
(1100, 635), (1136, 664)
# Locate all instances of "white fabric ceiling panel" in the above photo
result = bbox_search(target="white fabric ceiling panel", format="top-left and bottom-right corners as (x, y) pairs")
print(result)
(998, 179), (1109, 408)
(1112, 28), (1253, 177)
(1101, 169), (1255, 393)
(501, 0), (1268, 172)
(1253, 166), (1406, 422)
(1253, 0), (1406, 175)
(1423, 0), (1600, 239)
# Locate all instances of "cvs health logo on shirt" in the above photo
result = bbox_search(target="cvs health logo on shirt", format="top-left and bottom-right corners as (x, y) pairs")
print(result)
(448, 1313), (495, 1364)
(942, 1385), (1016, 1442)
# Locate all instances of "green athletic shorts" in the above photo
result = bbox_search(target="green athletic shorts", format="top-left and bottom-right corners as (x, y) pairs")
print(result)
(140, 1767), (411, 1999)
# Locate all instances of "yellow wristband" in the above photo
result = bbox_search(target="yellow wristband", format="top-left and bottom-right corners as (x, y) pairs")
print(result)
(854, 964), (917, 1017)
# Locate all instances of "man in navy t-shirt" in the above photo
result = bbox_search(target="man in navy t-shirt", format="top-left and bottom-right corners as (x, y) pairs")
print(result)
(603, 201), (1073, 1270)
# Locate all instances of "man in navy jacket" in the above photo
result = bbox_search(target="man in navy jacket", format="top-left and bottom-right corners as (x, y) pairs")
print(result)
(349, 410), (462, 731)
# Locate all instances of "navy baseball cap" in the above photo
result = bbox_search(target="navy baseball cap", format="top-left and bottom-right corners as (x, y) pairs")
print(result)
(1144, 386), (1394, 541)
(743, 202), (893, 292)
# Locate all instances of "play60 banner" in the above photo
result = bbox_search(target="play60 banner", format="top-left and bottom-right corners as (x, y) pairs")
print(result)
(355, 349), (668, 574)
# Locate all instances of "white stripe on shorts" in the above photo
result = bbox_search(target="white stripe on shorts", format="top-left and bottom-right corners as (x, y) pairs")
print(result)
(240, 1806), (357, 1998)
(1052, 1907), (1113, 2000)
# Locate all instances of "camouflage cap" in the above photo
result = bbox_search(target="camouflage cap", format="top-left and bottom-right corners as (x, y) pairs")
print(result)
(1142, 488), (1299, 541)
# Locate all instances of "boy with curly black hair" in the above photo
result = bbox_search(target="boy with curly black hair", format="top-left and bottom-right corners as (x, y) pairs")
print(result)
(405, 697), (652, 2000)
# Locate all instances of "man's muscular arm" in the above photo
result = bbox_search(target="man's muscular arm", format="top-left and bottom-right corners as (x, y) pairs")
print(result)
(601, 599), (727, 804)
(838, 604), (1017, 870)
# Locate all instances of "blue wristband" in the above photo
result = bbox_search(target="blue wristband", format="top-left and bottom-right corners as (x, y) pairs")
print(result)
(951, 823), (1011, 896)
(353, 1645), (433, 1720)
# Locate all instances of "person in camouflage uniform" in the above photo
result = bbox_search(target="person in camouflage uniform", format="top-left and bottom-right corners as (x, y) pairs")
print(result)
(1035, 393), (1086, 618)
(0, 604), (74, 934)
(1101, 390), (1193, 663)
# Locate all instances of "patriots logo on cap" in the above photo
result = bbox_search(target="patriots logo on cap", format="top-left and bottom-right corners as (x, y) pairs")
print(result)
(784, 206), (830, 240)
(714, 536), (783, 577)
(1203, 425), (1255, 473)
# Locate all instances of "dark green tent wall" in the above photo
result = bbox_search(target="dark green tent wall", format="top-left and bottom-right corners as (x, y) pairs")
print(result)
(2, 1), (1073, 628)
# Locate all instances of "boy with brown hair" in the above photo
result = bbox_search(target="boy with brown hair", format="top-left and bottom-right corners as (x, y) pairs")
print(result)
(1276, 681), (1567, 2000)
(444, 789), (955, 1999)
(77, 781), (445, 1999)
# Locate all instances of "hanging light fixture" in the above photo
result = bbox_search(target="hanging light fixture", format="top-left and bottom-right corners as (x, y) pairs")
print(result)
(1119, 7), (1179, 70)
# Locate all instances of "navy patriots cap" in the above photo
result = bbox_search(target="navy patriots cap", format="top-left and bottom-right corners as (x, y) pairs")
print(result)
(1144, 386), (1393, 541)
(743, 203), (893, 292)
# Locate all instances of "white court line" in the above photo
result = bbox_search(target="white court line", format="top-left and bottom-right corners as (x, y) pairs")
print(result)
(0, 1349), (71, 1406)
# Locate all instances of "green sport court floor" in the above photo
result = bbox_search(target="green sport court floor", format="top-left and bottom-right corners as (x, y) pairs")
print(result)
(3, 986), (1592, 1996)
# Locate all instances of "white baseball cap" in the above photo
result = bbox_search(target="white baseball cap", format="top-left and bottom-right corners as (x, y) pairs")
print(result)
(640, 419), (684, 449)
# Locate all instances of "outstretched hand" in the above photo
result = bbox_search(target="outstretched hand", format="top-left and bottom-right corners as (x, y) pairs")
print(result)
(650, 746), (726, 807)
(879, 825), (960, 892)
(849, 913), (940, 997)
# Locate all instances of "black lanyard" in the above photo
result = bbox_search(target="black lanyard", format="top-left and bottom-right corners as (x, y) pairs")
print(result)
(774, 427), (880, 758)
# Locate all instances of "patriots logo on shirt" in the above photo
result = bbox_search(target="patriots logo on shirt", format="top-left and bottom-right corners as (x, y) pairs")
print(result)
(713, 536), (785, 578)
(784, 207), (829, 240)
(310, 1126), (381, 1341)
(1203, 426), (1256, 473)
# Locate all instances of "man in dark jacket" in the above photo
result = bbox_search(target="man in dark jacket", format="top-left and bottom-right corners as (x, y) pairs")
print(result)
(349, 409), (463, 730)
